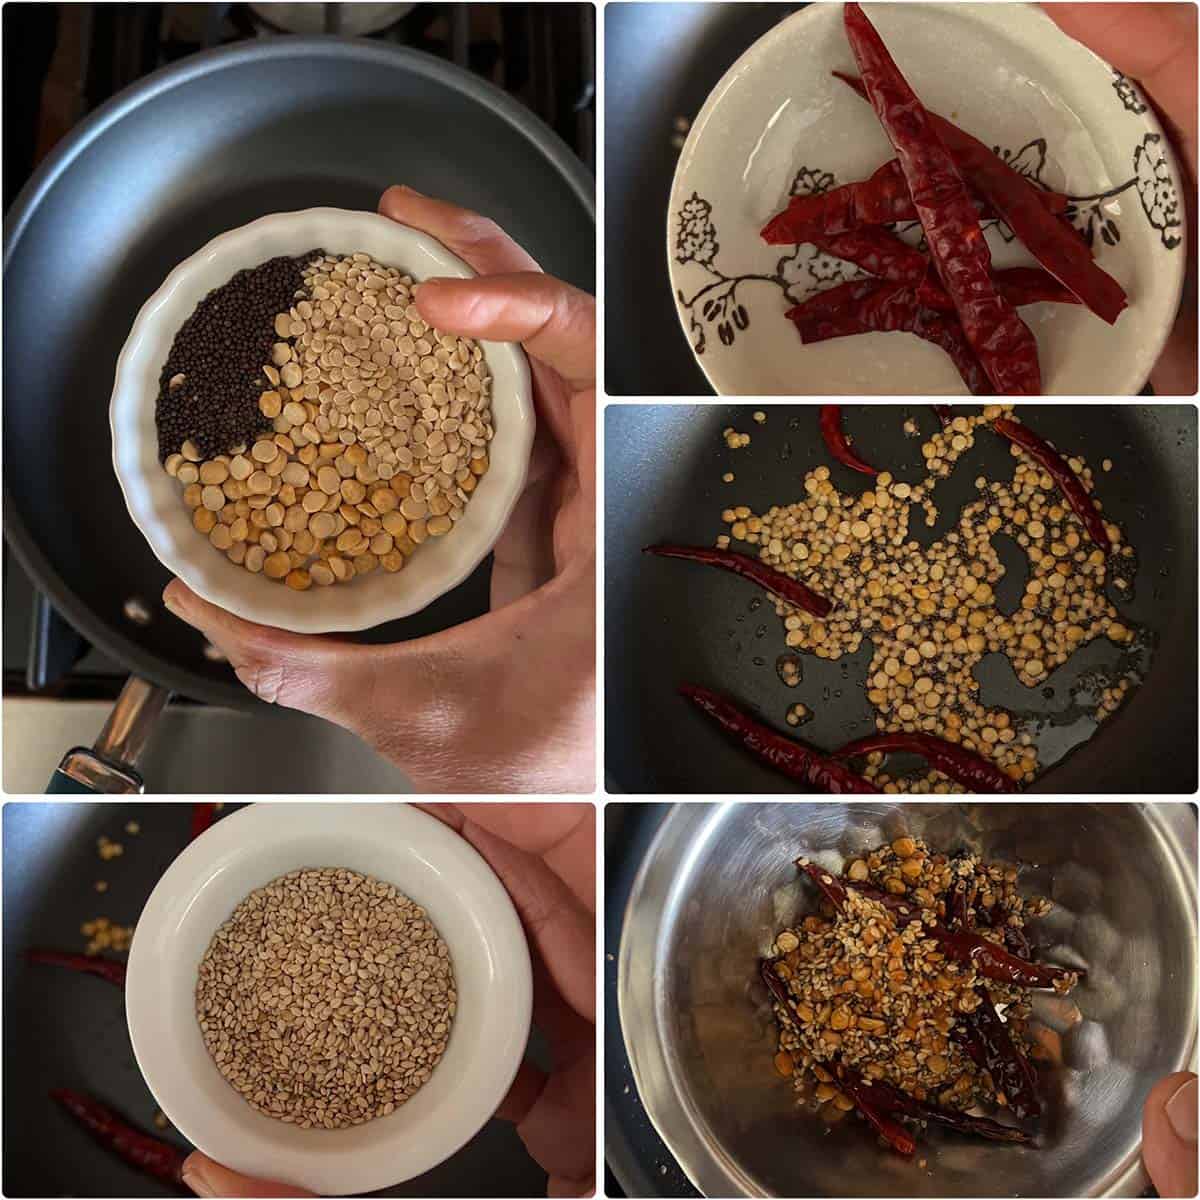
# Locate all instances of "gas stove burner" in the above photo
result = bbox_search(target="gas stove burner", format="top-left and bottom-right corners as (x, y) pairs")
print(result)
(248, 2), (417, 36)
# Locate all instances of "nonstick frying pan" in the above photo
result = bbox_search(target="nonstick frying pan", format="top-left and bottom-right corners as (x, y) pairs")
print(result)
(1, 802), (550, 1198)
(604, 404), (1197, 794)
(3, 36), (594, 790)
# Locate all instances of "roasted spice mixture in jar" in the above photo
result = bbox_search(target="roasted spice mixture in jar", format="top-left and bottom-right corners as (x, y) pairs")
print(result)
(763, 837), (1082, 1154)
(158, 251), (493, 591)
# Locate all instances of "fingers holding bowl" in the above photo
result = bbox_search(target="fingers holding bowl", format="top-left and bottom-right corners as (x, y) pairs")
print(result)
(379, 185), (542, 276)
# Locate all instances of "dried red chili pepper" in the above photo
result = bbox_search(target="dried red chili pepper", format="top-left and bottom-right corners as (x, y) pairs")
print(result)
(643, 544), (833, 616)
(788, 281), (994, 396)
(762, 160), (1067, 243)
(838, 1063), (1034, 1145)
(787, 277), (916, 327)
(842, 4), (1041, 394)
(819, 405), (879, 476)
(806, 863), (1079, 990)
(991, 418), (1112, 551)
(27, 948), (126, 989)
(50, 1089), (186, 1187)
(842, 878), (923, 925)
(931, 404), (956, 427)
(190, 802), (217, 840)
(680, 685), (879, 793)
(807, 227), (931, 286)
(930, 926), (1084, 989)
(797, 858), (852, 908)
(832, 730), (1014, 793)
(834, 1065), (917, 1156)
(918, 266), (1080, 312)
(762, 161), (918, 241)
(834, 71), (1127, 324)
(954, 988), (1042, 1120)
(761, 958), (1016, 1152)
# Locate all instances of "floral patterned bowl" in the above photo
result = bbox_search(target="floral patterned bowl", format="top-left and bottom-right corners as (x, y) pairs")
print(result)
(668, 2), (1187, 396)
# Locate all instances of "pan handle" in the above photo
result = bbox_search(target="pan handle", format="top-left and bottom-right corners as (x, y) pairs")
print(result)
(46, 677), (171, 793)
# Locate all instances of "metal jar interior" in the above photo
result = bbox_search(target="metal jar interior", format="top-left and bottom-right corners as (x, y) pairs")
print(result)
(618, 802), (1197, 1197)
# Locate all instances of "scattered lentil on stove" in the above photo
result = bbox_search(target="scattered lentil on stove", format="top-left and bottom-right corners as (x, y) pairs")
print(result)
(81, 917), (133, 957)
(196, 868), (455, 1129)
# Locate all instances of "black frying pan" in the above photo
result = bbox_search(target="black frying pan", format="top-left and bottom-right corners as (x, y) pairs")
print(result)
(3, 33), (594, 789)
(1, 802), (550, 1198)
(604, 404), (1197, 794)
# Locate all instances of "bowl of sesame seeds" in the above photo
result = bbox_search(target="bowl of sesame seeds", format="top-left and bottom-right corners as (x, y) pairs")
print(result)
(125, 802), (533, 1195)
(110, 207), (534, 634)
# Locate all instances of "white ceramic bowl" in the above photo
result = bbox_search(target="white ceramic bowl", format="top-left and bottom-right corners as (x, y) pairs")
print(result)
(125, 803), (533, 1195)
(111, 208), (534, 633)
(668, 2), (1187, 395)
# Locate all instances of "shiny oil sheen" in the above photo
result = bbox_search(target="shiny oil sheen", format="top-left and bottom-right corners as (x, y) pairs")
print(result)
(618, 802), (1197, 1197)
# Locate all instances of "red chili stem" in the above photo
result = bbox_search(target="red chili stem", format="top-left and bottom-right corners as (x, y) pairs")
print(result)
(190, 803), (217, 840)
(643, 544), (833, 616)
(819, 405), (880, 476)
(760, 957), (798, 1014)
(991, 418), (1111, 551)
(835, 1065), (917, 1156)
(953, 988), (1042, 1120)
(839, 1064), (1033, 1144)
(832, 731), (1014, 793)
(834, 71), (1126, 324)
(27, 949), (126, 989)
(842, 5), (1041, 394)
(50, 1089), (186, 1187)
(680, 685), (879, 793)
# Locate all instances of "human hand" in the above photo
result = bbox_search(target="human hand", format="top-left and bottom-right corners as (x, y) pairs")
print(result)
(1042, 3), (1197, 394)
(180, 803), (595, 1199)
(1142, 1071), (1198, 1198)
(163, 187), (596, 793)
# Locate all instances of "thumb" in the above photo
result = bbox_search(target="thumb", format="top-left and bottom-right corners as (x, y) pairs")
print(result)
(1041, 3), (1197, 176)
(1143, 1071), (1198, 1198)
(415, 272), (595, 393)
(163, 579), (371, 723)
(181, 1151), (313, 1198)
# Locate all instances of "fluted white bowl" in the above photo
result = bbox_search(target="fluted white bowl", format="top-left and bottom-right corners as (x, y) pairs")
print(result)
(111, 207), (534, 633)
(126, 802), (533, 1194)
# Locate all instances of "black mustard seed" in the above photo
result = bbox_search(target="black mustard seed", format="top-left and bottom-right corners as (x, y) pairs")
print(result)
(155, 250), (323, 461)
